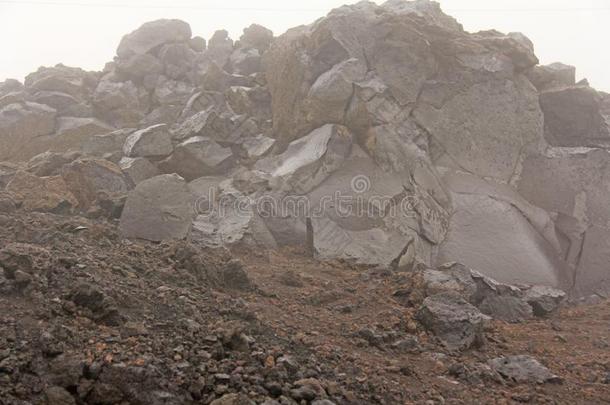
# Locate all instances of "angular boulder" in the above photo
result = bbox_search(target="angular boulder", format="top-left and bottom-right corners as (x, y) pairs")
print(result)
(123, 124), (173, 158)
(116, 19), (192, 58)
(488, 355), (561, 384)
(416, 292), (490, 351)
(436, 171), (568, 289)
(158, 137), (233, 181)
(119, 157), (159, 186)
(120, 174), (194, 241)
(92, 79), (149, 127)
(539, 85), (610, 147)
(61, 158), (129, 210)
(517, 149), (610, 297)
(255, 124), (353, 194)
(524, 285), (566, 317)
(527, 62), (576, 91)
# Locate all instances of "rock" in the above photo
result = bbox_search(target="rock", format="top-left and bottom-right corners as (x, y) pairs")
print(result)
(478, 295), (533, 323)
(6, 171), (77, 213)
(24, 64), (97, 99)
(206, 30), (234, 67)
(26, 151), (81, 177)
(229, 48), (261, 76)
(158, 136), (233, 181)
(516, 149), (610, 296)
(61, 158), (129, 211)
(45, 386), (76, 405)
(425, 264), (478, 298)
(416, 292), (490, 351)
(527, 62), (576, 91)
(0, 192), (16, 213)
(123, 124), (173, 158)
(524, 285), (566, 317)
(30, 91), (82, 115)
(92, 79), (149, 127)
(436, 171), (567, 288)
(23, 117), (114, 160)
(190, 181), (277, 249)
(0, 91), (27, 109)
(83, 128), (134, 156)
(47, 355), (84, 388)
(210, 393), (254, 405)
(219, 259), (252, 290)
(120, 174), (195, 241)
(69, 283), (122, 325)
(413, 75), (543, 182)
(0, 78), (23, 94)
(153, 77), (195, 106)
(119, 157), (159, 185)
(239, 24), (273, 52)
(240, 134), (275, 160)
(488, 355), (562, 384)
(307, 58), (367, 125)
(158, 43), (197, 80)
(255, 124), (352, 193)
(0, 102), (57, 161)
(189, 36), (206, 52)
(116, 19), (192, 58)
(539, 85), (610, 147)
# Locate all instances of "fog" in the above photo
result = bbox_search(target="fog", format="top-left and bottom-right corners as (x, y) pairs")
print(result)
(0, 0), (608, 91)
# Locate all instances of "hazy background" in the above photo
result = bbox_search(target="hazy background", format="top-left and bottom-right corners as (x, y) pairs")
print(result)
(1, 0), (608, 91)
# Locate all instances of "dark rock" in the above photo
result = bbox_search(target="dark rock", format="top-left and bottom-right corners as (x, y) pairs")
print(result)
(123, 124), (173, 159)
(524, 285), (566, 317)
(416, 292), (490, 351)
(540, 85), (610, 147)
(488, 355), (562, 384)
(219, 260), (252, 291)
(478, 295), (533, 323)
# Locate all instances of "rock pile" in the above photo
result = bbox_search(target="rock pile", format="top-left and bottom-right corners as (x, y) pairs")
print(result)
(0, 0), (609, 300)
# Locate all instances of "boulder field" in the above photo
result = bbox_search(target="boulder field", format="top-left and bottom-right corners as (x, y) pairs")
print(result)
(1, 0), (609, 301)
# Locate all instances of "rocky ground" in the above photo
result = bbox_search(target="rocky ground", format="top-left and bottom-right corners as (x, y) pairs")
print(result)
(0, 211), (608, 405)
(1, 1), (610, 404)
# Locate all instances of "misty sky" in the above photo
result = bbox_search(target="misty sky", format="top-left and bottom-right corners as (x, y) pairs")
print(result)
(0, 0), (608, 91)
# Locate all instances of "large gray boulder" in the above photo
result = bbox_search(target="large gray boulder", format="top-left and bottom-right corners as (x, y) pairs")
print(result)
(116, 19), (192, 58)
(120, 174), (194, 241)
(436, 171), (568, 289)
